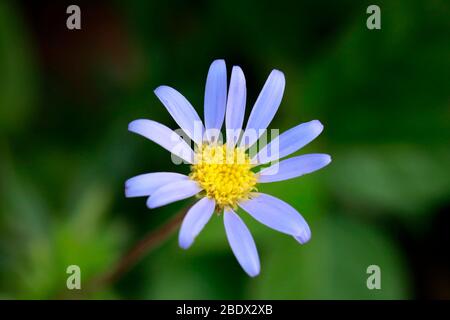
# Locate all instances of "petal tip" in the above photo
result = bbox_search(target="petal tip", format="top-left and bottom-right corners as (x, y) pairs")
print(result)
(211, 59), (225, 65)
(294, 229), (311, 244)
(271, 69), (286, 81)
(128, 119), (141, 132)
(247, 268), (260, 277)
(272, 69), (284, 75)
(154, 85), (167, 94)
(146, 197), (156, 209)
(311, 119), (324, 131)
(124, 186), (131, 197)
(231, 65), (243, 73)
(153, 85), (173, 99)
(178, 239), (192, 250)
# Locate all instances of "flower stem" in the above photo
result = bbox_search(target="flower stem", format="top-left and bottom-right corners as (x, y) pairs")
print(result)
(86, 205), (189, 293)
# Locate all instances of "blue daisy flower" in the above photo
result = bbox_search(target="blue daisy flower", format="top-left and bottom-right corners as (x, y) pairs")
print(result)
(126, 59), (331, 277)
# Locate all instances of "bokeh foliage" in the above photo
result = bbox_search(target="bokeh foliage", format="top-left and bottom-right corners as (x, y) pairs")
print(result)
(0, 0), (448, 299)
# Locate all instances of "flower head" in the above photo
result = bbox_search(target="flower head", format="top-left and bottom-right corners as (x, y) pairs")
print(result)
(125, 59), (331, 277)
(190, 144), (257, 210)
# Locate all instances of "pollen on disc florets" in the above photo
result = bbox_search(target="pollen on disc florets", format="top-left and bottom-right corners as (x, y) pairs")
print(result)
(190, 143), (257, 210)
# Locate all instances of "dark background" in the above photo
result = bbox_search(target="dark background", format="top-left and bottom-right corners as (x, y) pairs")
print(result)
(0, 0), (449, 299)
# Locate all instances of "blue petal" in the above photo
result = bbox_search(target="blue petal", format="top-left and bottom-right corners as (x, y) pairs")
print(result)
(146, 180), (202, 209)
(225, 66), (246, 146)
(178, 197), (215, 249)
(240, 70), (285, 148)
(239, 193), (311, 242)
(252, 120), (324, 164)
(128, 119), (195, 163)
(224, 209), (260, 277)
(294, 233), (311, 245)
(258, 154), (331, 183)
(204, 59), (227, 140)
(154, 86), (204, 144)
(125, 172), (188, 198)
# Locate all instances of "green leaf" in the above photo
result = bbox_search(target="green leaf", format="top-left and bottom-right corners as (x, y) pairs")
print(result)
(251, 214), (410, 299)
(0, 2), (37, 133)
(329, 146), (450, 220)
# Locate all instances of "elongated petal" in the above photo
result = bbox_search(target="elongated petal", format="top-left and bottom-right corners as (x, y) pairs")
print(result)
(225, 66), (246, 145)
(128, 119), (194, 163)
(252, 120), (324, 164)
(178, 197), (215, 249)
(146, 180), (201, 209)
(239, 193), (311, 242)
(154, 85), (204, 144)
(204, 60), (227, 139)
(258, 154), (331, 183)
(240, 70), (285, 148)
(224, 210), (260, 277)
(125, 172), (188, 198)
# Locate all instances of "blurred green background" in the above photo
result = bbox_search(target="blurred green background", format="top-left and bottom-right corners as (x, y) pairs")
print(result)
(0, 0), (449, 299)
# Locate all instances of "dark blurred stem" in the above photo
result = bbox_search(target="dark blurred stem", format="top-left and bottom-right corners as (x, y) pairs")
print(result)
(85, 205), (189, 293)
